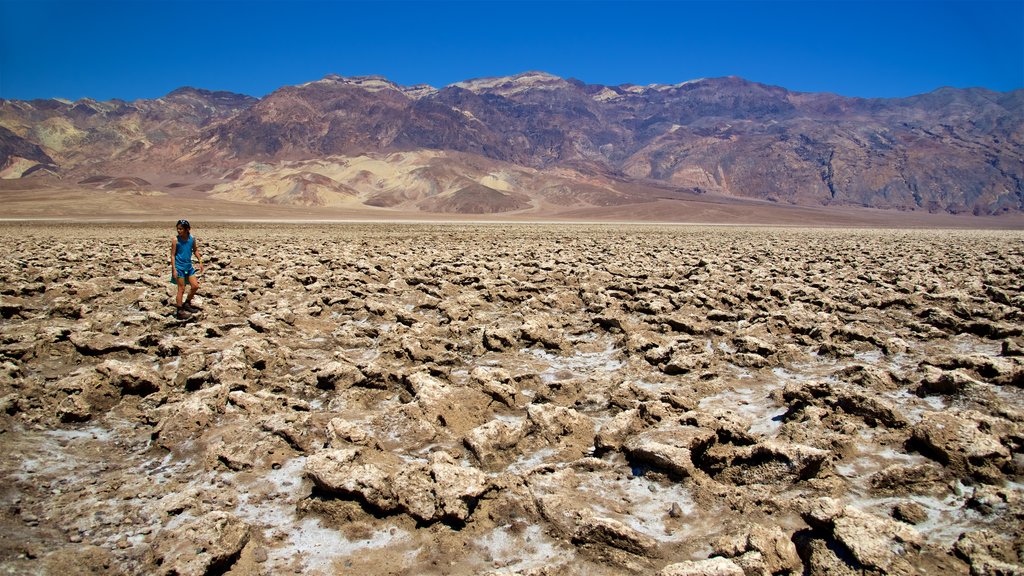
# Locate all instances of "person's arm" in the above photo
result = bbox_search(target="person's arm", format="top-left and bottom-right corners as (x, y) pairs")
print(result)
(170, 239), (178, 280)
(193, 238), (205, 273)
(171, 237), (179, 278)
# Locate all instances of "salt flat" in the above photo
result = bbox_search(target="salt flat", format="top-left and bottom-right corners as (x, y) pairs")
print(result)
(0, 223), (1021, 575)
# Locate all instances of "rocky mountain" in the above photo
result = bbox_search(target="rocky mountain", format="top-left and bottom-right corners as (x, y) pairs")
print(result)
(2, 72), (1021, 215)
(0, 88), (256, 177)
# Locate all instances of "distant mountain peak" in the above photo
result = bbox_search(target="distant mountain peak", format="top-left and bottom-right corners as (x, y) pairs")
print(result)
(450, 71), (569, 95)
(167, 86), (209, 97)
(303, 74), (437, 99)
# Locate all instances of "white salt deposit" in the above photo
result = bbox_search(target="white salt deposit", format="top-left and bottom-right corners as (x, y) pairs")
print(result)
(698, 385), (786, 437)
(949, 333), (1003, 356)
(476, 524), (565, 571)
(882, 390), (945, 424)
(846, 484), (987, 548)
(273, 518), (411, 575)
(528, 343), (624, 383)
(633, 379), (666, 394)
(507, 447), (558, 473)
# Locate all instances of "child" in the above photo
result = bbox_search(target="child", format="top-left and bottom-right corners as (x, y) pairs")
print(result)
(170, 219), (205, 318)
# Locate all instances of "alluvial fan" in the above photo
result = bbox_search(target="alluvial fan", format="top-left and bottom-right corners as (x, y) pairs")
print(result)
(0, 222), (1022, 575)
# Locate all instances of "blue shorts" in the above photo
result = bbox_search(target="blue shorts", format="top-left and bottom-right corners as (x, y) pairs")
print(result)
(171, 266), (197, 284)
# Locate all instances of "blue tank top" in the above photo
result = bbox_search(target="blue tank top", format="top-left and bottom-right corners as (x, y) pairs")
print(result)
(175, 235), (195, 270)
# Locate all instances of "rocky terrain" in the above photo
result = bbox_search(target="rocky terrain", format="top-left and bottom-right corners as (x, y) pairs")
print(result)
(0, 222), (1022, 575)
(2, 72), (1022, 216)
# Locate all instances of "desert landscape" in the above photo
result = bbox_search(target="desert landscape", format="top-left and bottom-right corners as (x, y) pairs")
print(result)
(0, 221), (1021, 575)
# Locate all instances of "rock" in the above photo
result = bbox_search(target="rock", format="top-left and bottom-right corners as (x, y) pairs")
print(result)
(472, 366), (518, 407)
(573, 513), (657, 555)
(658, 557), (745, 576)
(401, 333), (454, 364)
(661, 351), (711, 375)
(800, 499), (923, 575)
(622, 425), (717, 478)
(593, 313), (626, 332)
(663, 314), (710, 335)
(595, 409), (645, 452)
(315, 360), (366, 389)
(733, 352), (769, 368)
(868, 462), (948, 495)
(891, 501), (928, 525)
(481, 379), (518, 407)
(306, 448), (487, 522)
(713, 525), (801, 575)
(393, 451), (489, 522)
(733, 336), (777, 358)
(835, 364), (898, 391)
(799, 538), (862, 576)
(423, 451), (489, 521)
(152, 511), (250, 576)
(0, 392), (20, 415)
(406, 371), (450, 401)
(520, 317), (566, 350)
(967, 484), (1023, 516)
(745, 525), (802, 574)
(918, 366), (983, 395)
(304, 448), (397, 511)
(800, 496), (846, 529)
(247, 312), (276, 333)
(953, 530), (1024, 576)
(910, 411), (1011, 482)
(464, 418), (527, 465)
(483, 325), (518, 351)
(261, 412), (324, 453)
(0, 295), (29, 319)
(919, 307), (961, 332)
(782, 381), (907, 428)
(208, 345), (252, 389)
(151, 387), (229, 449)
(833, 323), (880, 345)
(69, 331), (135, 355)
(96, 359), (162, 395)
(47, 297), (83, 319)
(703, 440), (830, 485)
(56, 394), (92, 422)
(327, 418), (378, 447)
(928, 354), (1020, 385)
(526, 403), (593, 442)
(669, 502), (684, 518)
(252, 546), (268, 563)
(1002, 339), (1024, 357)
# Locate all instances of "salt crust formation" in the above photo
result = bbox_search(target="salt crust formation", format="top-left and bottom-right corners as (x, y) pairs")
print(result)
(0, 223), (1022, 575)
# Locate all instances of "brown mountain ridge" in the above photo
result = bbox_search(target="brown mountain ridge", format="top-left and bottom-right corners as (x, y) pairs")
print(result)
(1, 72), (1021, 218)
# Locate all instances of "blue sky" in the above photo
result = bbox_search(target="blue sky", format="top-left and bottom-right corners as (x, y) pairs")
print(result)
(1, 0), (1022, 101)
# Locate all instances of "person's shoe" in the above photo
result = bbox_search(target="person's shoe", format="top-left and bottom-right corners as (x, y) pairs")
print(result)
(176, 309), (190, 319)
(183, 302), (199, 313)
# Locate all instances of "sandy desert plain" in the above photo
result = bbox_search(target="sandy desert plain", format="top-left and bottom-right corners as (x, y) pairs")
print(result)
(0, 216), (1023, 576)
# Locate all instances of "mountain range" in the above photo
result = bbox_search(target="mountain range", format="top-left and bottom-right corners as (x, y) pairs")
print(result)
(1, 72), (1022, 217)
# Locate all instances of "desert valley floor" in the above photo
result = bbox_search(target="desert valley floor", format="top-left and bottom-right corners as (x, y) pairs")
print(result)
(0, 222), (1022, 575)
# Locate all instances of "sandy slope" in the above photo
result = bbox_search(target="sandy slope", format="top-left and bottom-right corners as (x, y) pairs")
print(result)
(2, 182), (1024, 228)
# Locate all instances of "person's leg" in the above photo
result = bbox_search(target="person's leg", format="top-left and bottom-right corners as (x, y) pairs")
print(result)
(176, 276), (186, 308)
(185, 275), (199, 307)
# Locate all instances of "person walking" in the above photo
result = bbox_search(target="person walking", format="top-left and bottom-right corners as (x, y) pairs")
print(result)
(170, 219), (204, 319)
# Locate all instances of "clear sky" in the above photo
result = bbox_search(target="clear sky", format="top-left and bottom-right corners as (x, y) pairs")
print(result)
(1, 0), (1022, 101)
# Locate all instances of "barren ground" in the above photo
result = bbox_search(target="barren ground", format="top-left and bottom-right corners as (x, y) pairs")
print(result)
(0, 222), (1022, 575)
(3, 180), (1024, 229)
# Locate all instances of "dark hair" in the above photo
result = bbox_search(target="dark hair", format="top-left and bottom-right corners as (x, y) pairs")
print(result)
(176, 219), (190, 229)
